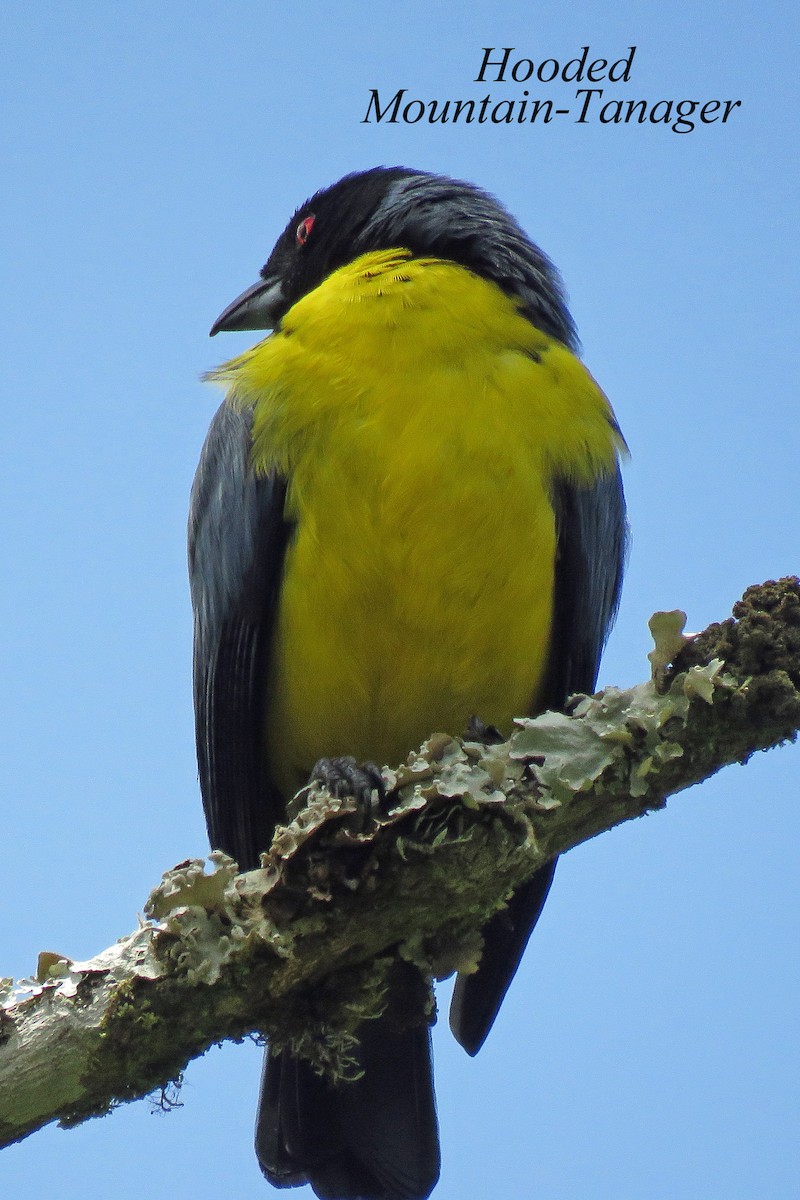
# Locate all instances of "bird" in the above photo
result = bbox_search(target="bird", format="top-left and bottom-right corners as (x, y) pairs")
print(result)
(188, 166), (627, 1200)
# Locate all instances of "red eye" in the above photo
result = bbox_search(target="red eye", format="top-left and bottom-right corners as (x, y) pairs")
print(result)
(296, 215), (315, 246)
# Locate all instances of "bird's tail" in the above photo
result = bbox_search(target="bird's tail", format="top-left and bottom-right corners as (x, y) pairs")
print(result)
(256, 961), (440, 1200)
(449, 859), (557, 1056)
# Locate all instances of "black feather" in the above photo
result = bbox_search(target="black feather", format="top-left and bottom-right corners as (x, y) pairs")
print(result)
(257, 964), (439, 1200)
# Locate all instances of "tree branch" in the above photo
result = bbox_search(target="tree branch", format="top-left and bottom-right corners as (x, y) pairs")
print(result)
(2, 577), (798, 1151)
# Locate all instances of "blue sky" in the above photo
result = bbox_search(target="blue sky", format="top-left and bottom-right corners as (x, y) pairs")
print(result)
(2, 3), (798, 1198)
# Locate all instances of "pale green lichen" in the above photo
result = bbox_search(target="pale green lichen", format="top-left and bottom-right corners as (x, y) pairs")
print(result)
(648, 609), (691, 685)
(144, 852), (240, 921)
(389, 733), (512, 810)
(510, 657), (732, 806)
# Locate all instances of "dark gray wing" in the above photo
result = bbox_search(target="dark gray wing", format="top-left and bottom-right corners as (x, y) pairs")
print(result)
(188, 402), (293, 871)
(542, 466), (628, 704)
(450, 463), (627, 1054)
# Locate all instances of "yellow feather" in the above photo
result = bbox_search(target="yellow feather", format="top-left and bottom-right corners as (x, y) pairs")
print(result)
(210, 250), (622, 796)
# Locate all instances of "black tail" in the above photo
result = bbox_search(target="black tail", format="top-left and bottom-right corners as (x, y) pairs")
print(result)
(256, 963), (440, 1200)
(449, 860), (557, 1056)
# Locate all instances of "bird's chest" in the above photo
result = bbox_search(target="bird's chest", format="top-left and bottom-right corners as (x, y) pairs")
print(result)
(210, 253), (620, 797)
(264, 371), (557, 795)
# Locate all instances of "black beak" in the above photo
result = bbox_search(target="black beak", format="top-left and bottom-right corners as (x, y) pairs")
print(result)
(210, 276), (285, 336)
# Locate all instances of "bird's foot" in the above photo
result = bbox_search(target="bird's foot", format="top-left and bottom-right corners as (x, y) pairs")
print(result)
(463, 714), (505, 745)
(310, 755), (387, 815)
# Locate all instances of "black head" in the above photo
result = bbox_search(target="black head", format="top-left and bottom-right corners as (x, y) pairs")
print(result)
(210, 167), (577, 350)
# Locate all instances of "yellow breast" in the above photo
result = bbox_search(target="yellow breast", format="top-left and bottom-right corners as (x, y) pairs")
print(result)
(211, 250), (621, 797)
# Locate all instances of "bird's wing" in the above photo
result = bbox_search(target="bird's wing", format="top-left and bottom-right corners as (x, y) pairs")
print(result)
(544, 467), (628, 704)
(188, 401), (292, 871)
(450, 463), (627, 1054)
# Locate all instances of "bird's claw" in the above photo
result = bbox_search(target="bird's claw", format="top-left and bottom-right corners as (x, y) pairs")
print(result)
(463, 714), (505, 745)
(310, 755), (388, 815)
